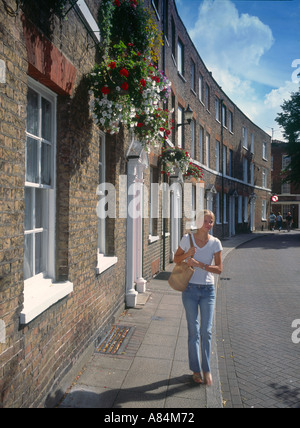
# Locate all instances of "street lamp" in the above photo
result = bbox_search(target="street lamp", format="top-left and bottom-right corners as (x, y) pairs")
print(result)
(177, 104), (194, 128)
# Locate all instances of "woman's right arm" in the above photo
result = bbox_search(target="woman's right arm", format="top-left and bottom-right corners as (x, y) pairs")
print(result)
(174, 246), (195, 264)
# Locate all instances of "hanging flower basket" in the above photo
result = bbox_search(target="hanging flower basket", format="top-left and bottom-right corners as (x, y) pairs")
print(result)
(184, 163), (204, 182)
(160, 147), (191, 176)
(88, 0), (172, 147)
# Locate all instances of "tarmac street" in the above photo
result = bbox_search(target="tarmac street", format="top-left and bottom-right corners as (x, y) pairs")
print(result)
(216, 231), (300, 408)
(55, 231), (300, 409)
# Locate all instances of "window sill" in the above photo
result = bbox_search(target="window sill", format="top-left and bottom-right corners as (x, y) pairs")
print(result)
(20, 279), (73, 325)
(178, 72), (186, 83)
(96, 254), (118, 275)
(148, 235), (159, 244)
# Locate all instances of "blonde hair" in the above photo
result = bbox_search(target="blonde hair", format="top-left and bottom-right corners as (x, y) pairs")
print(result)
(202, 209), (215, 223)
(186, 209), (216, 231)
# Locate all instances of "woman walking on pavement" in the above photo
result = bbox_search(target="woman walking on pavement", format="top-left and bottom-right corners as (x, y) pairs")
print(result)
(174, 210), (223, 386)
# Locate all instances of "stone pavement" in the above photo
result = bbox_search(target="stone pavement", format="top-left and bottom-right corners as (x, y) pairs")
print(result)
(55, 232), (266, 410)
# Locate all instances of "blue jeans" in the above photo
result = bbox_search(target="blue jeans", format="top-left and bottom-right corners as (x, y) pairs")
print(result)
(182, 283), (216, 374)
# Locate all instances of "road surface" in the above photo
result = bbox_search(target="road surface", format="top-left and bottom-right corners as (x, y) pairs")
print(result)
(216, 231), (300, 408)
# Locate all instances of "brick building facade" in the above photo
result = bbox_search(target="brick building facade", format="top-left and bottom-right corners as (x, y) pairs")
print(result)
(271, 140), (300, 229)
(163, 0), (272, 241)
(0, 0), (271, 407)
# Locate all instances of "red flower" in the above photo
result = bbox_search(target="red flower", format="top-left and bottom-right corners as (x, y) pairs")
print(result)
(130, 0), (137, 8)
(140, 79), (147, 87)
(113, 0), (121, 6)
(121, 82), (129, 91)
(137, 123), (144, 128)
(109, 62), (116, 69)
(120, 68), (129, 78)
(101, 86), (110, 95)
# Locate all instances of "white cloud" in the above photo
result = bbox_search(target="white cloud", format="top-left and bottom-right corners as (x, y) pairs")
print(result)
(190, 0), (274, 79)
(261, 80), (299, 139)
(264, 80), (299, 109)
(188, 0), (298, 139)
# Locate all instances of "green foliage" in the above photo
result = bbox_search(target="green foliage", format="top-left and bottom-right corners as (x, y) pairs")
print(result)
(20, 0), (68, 19)
(89, 0), (171, 147)
(276, 88), (300, 185)
(98, 0), (150, 56)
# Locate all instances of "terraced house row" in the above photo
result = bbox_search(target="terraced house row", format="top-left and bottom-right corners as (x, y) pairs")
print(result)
(0, 0), (271, 407)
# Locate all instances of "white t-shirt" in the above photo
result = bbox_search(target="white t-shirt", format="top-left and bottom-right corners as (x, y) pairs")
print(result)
(179, 234), (223, 285)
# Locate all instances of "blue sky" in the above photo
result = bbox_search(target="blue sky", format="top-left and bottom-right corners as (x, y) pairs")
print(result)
(175, 0), (300, 140)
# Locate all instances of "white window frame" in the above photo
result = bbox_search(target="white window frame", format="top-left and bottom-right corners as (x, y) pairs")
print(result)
(96, 132), (118, 274)
(250, 162), (254, 186)
(97, 133), (106, 254)
(199, 125), (204, 164)
(152, 0), (160, 19)
(242, 127), (248, 149)
(76, 0), (101, 41)
(206, 133), (210, 168)
(262, 200), (267, 221)
(191, 60), (196, 92)
(262, 167), (267, 188)
(199, 74), (203, 103)
(282, 154), (291, 170)
(215, 97), (220, 122)
(223, 193), (227, 224)
(281, 182), (291, 194)
(262, 141), (267, 160)
(149, 167), (155, 237)
(215, 140), (220, 172)
(216, 193), (221, 224)
(190, 119), (195, 159)
(21, 78), (73, 325)
(244, 196), (249, 223)
(250, 133), (254, 154)
(238, 195), (243, 223)
(228, 110), (233, 133)
(223, 144), (227, 175)
(243, 157), (248, 183)
(222, 104), (227, 128)
(205, 83), (210, 111)
(178, 39), (184, 76)
(229, 149), (233, 177)
(178, 106), (183, 148)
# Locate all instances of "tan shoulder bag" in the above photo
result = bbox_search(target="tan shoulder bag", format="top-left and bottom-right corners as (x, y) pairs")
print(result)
(168, 234), (195, 292)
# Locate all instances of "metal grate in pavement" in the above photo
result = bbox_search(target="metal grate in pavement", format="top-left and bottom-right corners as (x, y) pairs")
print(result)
(95, 325), (135, 356)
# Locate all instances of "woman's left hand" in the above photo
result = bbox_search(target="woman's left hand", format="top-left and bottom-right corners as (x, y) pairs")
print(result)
(187, 258), (199, 268)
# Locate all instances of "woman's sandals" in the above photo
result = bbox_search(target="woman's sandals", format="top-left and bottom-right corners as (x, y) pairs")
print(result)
(192, 372), (213, 386)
